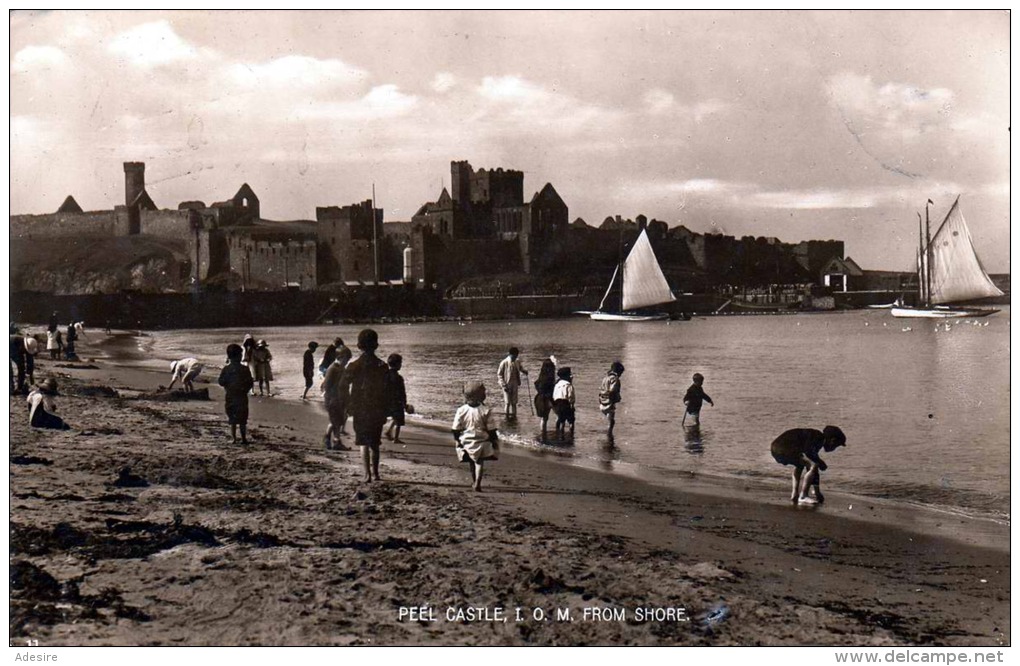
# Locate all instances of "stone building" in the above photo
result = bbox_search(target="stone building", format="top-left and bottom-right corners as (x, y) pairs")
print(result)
(409, 160), (569, 282)
(316, 200), (385, 284)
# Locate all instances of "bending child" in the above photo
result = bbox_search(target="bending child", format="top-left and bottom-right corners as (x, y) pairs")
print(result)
(770, 425), (847, 505)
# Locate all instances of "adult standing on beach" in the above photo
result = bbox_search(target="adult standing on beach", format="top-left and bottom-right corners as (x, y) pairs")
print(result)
(10, 329), (27, 394)
(252, 340), (274, 396)
(496, 347), (528, 420)
(337, 329), (389, 482)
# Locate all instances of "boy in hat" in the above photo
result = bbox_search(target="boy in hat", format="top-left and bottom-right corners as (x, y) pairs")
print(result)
(770, 426), (847, 505)
(337, 329), (389, 482)
(168, 357), (204, 393)
(302, 341), (319, 400)
(598, 361), (625, 438)
(552, 366), (576, 439)
(452, 381), (499, 491)
(682, 372), (713, 427)
(218, 344), (254, 445)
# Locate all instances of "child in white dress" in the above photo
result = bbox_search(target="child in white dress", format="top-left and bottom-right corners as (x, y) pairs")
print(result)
(452, 381), (499, 491)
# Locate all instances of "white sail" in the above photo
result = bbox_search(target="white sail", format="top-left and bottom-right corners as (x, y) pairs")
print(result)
(621, 229), (676, 311)
(927, 198), (1003, 304)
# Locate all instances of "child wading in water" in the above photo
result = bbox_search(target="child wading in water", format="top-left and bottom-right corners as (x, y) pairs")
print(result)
(682, 372), (713, 427)
(218, 344), (254, 445)
(452, 381), (499, 491)
(384, 353), (408, 444)
(598, 361), (625, 438)
(552, 367), (576, 440)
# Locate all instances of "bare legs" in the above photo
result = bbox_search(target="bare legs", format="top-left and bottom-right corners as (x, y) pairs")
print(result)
(792, 463), (824, 504)
(467, 459), (484, 491)
(385, 421), (403, 443)
(361, 445), (380, 483)
(230, 423), (248, 445)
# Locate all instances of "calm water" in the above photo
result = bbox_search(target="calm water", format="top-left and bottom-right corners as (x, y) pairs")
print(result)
(137, 310), (1010, 519)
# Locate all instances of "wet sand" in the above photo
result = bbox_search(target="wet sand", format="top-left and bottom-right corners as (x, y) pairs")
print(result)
(9, 334), (1010, 646)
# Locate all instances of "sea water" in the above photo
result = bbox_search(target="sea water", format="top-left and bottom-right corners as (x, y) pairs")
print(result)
(135, 309), (1010, 520)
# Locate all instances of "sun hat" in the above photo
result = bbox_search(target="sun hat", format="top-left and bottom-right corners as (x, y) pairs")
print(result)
(464, 381), (486, 403)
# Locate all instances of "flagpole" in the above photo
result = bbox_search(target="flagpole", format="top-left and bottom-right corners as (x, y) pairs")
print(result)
(372, 183), (379, 284)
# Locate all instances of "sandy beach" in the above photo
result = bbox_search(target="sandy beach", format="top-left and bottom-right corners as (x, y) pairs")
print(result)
(9, 333), (1009, 646)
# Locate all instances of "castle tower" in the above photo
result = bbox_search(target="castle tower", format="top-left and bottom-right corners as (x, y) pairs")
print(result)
(450, 160), (472, 205)
(124, 162), (145, 207)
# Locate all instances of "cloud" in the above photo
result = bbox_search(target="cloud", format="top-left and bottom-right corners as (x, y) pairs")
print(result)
(432, 72), (457, 93)
(225, 55), (366, 91)
(643, 88), (675, 115)
(10, 45), (68, 73)
(826, 72), (954, 137)
(107, 20), (209, 67)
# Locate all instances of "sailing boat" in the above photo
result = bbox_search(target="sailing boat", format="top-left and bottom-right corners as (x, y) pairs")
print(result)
(891, 197), (1003, 318)
(582, 228), (676, 321)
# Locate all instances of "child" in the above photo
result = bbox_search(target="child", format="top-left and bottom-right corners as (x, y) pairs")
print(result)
(598, 361), (625, 438)
(46, 328), (59, 360)
(321, 354), (351, 451)
(770, 426), (847, 505)
(27, 378), (70, 430)
(301, 341), (319, 400)
(452, 381), (499, 491)
(24, 337), (38, 388)
(533, 357), (557, 441)
(682, 372), (713, 427)
(252, 340), (273, 396)
(496, 347), (528, 419)
(552, 367), (576, 439)
(337, 329), (389, 482)
(168, 357), (204, 393)
(384, 353), (407, 444)
(217, 344), (254, 445)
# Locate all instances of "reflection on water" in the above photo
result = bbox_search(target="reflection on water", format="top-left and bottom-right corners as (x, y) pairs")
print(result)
(144, 309), (1010, 516)
(683, 425), (705, 456)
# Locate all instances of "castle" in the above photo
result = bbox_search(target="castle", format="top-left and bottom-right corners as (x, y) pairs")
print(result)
(10, 159), (859, 298)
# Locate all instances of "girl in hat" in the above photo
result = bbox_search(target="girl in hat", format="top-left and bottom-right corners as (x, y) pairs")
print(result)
(452, 381), (499, 491)
(552, 367), (576, 440)
(27, 378), (70, 430)
(252, 340), (274, 396)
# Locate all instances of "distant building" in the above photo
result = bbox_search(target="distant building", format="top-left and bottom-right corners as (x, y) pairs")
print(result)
(317, 200), (385, 284)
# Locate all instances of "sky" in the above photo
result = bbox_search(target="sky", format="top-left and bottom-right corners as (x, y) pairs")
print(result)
(9, 10), (1011, 272)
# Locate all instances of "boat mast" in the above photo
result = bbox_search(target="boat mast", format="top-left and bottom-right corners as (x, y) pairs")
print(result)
(925, 199), (933, 308)
(917, 212), (924, 305)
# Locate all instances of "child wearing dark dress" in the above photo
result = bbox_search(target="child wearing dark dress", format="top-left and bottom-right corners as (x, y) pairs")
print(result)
(302, 341), (318, 400)
(218, 344), (254, 445)
(384, 353), (407, 444)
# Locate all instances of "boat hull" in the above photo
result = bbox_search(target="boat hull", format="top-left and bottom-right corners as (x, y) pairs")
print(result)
(585, 311), (670, 322)
(890, 306), (999, 319)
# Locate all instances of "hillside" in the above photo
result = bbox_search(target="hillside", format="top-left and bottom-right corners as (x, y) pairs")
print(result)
(10, 235), (191, 294)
